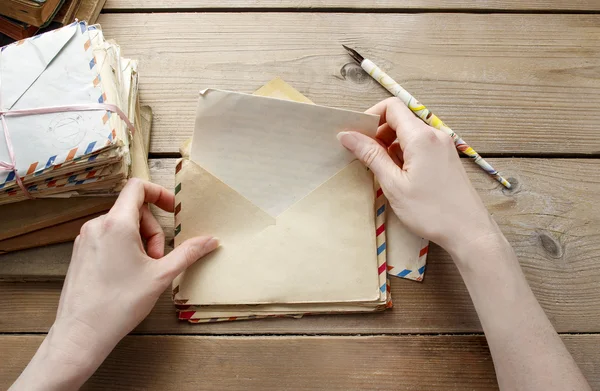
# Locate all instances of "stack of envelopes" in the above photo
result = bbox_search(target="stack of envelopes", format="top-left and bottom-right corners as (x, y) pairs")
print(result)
(172, 88), (392, 323)
(0, 21), (149, 205)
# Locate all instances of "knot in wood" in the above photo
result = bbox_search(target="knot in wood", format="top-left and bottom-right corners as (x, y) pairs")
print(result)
(150, 159), (163, 170)
(340, 63), (370, 84)
(539, 231), (564, 259)
(502, 177), (520, 195)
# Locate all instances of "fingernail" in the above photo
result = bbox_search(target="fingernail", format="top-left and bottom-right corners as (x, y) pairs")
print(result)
(204, 237), (220, 252)
(337, 131), (358, 151)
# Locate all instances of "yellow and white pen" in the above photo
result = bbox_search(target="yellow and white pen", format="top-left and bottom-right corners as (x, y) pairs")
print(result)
(343, 45), (511, 189)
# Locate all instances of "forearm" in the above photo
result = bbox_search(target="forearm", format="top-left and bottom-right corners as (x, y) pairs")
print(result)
(449, 231), (590, 391)
(10, 318), (113, 391)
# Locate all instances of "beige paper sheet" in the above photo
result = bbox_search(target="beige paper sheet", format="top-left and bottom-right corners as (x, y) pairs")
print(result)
(190, 89), (379, 217)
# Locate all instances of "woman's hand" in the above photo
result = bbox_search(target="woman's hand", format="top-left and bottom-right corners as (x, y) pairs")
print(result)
(339, 98), (591, 391)
(338, 97), (502, 256)
(10, 179), (218, 391)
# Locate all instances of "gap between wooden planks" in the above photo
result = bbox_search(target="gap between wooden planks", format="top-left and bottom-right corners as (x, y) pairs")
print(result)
(1, 158), (599, 334)
(96, 13), (600, 155)
(1, 335), (599, 390)
(103, 0), (600, 11)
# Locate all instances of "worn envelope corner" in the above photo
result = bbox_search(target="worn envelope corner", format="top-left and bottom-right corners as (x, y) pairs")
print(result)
(198, 88), (214, 96)
(179, 138), (192, 158)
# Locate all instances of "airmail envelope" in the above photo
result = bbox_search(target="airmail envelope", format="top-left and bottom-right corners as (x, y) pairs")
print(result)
(172, 89), (383, 306)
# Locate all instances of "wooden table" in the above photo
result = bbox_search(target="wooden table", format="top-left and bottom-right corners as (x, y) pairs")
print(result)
(2, 1), (600, 389)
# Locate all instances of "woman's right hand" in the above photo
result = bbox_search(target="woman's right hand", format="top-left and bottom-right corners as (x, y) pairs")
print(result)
(337, 97), (502, 258)
(339, 98), (593, 391)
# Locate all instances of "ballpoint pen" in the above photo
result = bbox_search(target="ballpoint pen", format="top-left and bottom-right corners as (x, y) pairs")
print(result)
(343, 45), (511, 189)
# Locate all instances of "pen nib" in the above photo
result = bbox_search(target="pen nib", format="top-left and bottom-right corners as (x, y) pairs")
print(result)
(342, 44), (364, 64)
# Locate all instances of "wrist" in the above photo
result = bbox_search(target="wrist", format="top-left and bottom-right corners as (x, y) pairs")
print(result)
(15, 318), (113, 390)
(445, 223), (512, 271)
(48, 316), (116, 371)
(439, 208), (502, 255)
(10, 320), (102, 391)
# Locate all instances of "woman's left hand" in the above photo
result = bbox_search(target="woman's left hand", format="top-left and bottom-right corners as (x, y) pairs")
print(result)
(10, 179), (218, 391)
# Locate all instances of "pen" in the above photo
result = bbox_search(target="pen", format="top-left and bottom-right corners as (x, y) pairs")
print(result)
(343, 45), (511, 189)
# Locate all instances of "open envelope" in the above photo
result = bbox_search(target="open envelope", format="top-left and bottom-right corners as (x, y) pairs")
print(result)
(173, 89), (385, 306)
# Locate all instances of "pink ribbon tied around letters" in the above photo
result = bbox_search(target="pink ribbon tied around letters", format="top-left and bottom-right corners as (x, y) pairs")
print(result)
(0, 103), (136, 199)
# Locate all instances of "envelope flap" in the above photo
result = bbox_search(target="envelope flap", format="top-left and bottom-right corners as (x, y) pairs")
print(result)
(174, 158), (276, 248)
(0, 22), (78, 110)
(190, 89), (379, 217)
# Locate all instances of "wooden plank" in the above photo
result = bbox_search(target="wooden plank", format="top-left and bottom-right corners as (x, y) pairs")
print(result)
(104, 0), (600, 11)
(1, 158), (599, 333)
(0, 243), (73, 281)
(1, 335), (599, 390)
(0, 249), (477, 333)
(0, 213), (103, 254)
(96, 13), (600, 154)
(0, 197), (115, 242)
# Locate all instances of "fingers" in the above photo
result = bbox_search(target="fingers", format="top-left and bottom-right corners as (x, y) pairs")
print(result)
(158, 236), (219, 279)
(337, 131), (404, 187)
(367, 97), (428, 150)
(140, 205), (165, 259)
(375, 123), (397, 147)
(388, 141), (404, 168)
(110, 179), (175, 220)
(366, 98), (394, 126)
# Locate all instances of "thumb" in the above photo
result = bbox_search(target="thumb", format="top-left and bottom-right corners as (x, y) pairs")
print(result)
(159, 236), (219, 278)
(337, 131), (401, 182)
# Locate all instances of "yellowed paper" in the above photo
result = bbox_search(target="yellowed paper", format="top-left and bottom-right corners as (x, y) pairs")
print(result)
(253, 77), (314, 104)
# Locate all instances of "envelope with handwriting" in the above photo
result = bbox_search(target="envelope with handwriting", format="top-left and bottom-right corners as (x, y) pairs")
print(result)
(172, 89), (389, 316)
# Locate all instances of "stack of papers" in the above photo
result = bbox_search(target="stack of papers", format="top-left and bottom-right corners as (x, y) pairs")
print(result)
(0, 21), (148, 205)
(172, 86), (391, 323)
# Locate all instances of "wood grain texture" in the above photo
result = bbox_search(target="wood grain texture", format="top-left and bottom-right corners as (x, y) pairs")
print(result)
(1, 335), (599, 390)
(0, 213), (103, 254)
(0, 244), (73, 282)
(0, 197), (115, 242)
(104, 0), (600, 11)
(1, 158), (599, 333)
(96, 13), (600, 155)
